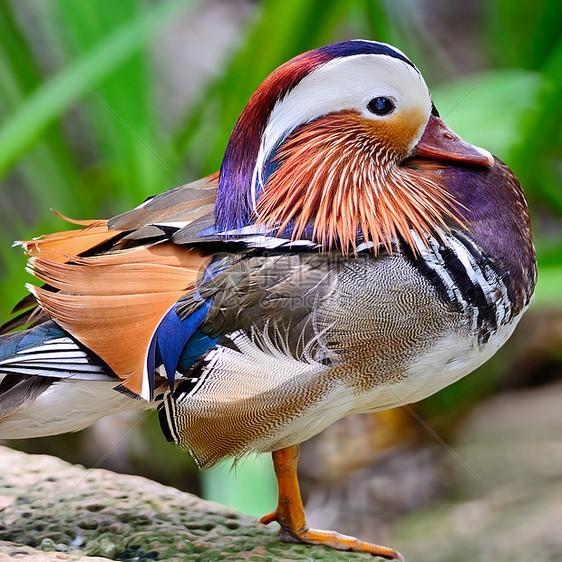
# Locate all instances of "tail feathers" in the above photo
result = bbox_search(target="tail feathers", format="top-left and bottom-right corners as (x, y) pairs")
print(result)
(0, 321), (114, 381)
(0, 321), (152, 439)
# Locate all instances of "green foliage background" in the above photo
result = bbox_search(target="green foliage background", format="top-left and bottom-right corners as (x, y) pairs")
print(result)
(0, 0), (561, 515)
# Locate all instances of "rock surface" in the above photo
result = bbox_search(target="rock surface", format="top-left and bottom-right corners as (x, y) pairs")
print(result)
(0, 446), (375, 561)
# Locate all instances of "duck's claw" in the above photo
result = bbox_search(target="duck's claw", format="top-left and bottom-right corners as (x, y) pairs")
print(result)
(260, 511), (404, 560)
(261, 445), (404, 560)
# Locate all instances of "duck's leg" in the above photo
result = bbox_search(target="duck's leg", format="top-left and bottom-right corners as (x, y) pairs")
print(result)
(259, 445), (404, 561)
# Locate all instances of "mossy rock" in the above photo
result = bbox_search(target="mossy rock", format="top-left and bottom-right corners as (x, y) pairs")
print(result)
(0, 445), (377, 561)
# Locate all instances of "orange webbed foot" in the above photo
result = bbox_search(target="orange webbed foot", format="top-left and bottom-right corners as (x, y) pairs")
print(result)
(260, 511), (404, 560)
(262, 445), (405, 560)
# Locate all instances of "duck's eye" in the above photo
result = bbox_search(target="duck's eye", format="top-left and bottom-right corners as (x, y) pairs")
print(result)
(367, 97), (395, 116)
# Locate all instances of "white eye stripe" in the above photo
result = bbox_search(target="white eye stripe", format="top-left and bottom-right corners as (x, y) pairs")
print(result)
(252, 54), (431, 211)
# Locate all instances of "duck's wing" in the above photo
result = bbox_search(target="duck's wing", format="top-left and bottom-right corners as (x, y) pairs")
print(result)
(0, 173), (347, 443)
(0, 177), (218, 405)
(108, 175), (217, 242)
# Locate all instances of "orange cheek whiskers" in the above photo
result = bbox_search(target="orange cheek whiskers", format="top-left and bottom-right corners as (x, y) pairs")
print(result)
(256, 113), (465, 255)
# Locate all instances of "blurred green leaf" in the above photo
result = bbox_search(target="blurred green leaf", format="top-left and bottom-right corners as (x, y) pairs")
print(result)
(0, 0), (83, 214)
(201, 454), (276, 518)
(51, 0), (181, 206)
(432, 69), (543, 161)
(508, 38), (562, 212)
(0, 0), (192, 180)
(486, 0), (562, 69)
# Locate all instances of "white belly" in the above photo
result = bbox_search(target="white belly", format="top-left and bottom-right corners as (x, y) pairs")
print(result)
(354, 305), (527, 414)
(267, 305), (529, 452)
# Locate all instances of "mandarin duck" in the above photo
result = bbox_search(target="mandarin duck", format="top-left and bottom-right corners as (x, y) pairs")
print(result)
(0, 41), (536, 560)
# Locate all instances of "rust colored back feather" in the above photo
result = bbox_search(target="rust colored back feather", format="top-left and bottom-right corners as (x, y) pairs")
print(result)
(19, 213), (212, 398)
(28, 244), (212, 397)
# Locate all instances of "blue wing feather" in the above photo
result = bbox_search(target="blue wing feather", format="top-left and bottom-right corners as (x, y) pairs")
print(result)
(0, 321), (114, 381)
(154, 299), (214, 389)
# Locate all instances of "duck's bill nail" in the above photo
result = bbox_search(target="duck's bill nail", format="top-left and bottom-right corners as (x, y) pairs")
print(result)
(412, 114), (494, 167)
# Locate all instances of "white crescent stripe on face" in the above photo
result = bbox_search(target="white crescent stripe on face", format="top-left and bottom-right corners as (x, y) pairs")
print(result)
(251, 53), (432, 210)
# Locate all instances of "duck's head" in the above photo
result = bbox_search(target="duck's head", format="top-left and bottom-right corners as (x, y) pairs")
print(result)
(216, 40), (494, 253)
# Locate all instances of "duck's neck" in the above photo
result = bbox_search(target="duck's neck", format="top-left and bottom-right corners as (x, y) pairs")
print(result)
(443, 161), (537, 307)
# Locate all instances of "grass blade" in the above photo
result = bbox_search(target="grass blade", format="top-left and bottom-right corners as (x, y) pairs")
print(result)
(0, 0), (194, 180)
